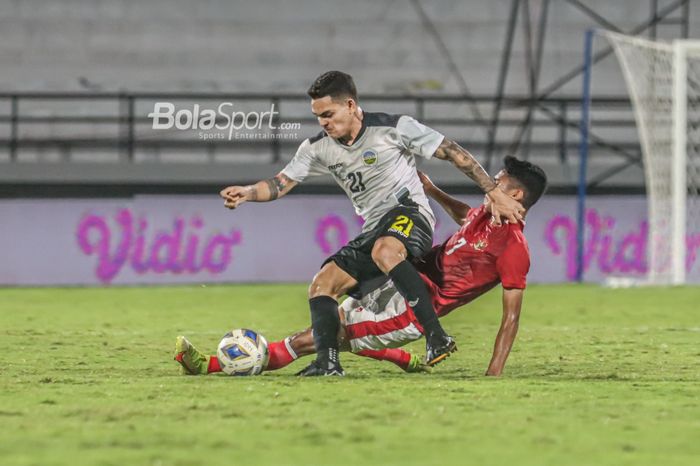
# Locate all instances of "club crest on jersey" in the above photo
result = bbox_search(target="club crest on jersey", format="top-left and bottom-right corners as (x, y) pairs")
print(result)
(471, 239), (488, 251)
(362, 149), (378, 166)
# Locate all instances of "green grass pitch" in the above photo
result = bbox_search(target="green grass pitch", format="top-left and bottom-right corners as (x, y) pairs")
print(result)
(0, 284), (698, 466)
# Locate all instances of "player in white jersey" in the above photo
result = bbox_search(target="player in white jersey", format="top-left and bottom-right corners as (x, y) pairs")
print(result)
(220, 71), (524, 376)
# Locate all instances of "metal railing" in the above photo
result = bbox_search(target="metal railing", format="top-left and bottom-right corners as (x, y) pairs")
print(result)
(0, 92), (639, 184)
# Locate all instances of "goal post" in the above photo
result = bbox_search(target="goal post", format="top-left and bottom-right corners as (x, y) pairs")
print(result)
(579, 30), (700, 285)
(671, 39), (688, 285)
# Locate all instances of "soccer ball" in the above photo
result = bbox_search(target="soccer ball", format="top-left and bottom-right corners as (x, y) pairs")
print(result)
(217, 328), (269, 376)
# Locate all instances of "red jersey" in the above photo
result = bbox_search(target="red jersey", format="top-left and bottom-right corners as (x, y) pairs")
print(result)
(414, 204), (530, 317)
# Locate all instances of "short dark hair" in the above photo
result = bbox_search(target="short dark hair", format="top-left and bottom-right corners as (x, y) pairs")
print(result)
(307, 71), (358, 102)
(503, 156), (547, 209)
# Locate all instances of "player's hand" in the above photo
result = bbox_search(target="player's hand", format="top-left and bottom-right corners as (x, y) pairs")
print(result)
(219, 185), (250, 209)
(486, 188), (524, 226)
(417, 170), (436, 194)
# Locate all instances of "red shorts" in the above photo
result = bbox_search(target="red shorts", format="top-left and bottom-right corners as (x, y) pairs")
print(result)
(340, 282), (423, 352)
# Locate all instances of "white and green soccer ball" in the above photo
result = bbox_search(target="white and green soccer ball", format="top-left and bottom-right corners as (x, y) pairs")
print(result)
(217, 329), (269, 376)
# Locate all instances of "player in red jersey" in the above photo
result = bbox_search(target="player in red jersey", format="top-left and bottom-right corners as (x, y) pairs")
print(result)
(175, 156), (547, 376)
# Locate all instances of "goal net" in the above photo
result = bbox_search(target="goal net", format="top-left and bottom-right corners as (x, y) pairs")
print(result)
(602, 31), (700, 285)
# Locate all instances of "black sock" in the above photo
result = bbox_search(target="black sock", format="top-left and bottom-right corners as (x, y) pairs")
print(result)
(309, 296), (340, 361)
(388, 260), (446, 342)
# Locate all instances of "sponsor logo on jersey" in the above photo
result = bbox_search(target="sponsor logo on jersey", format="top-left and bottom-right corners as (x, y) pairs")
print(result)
(327, 163), (344, 178)
(362, 149), (378, 166)
(388, 227), (408, 238)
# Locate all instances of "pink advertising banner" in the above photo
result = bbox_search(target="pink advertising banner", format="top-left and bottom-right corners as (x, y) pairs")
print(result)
(1, 195), (698, 285)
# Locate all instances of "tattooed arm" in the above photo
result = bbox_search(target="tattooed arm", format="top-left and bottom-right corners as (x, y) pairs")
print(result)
(432, 139), (524, 224)
(219, 173), (298, 209)
(433, 139), (498, 193)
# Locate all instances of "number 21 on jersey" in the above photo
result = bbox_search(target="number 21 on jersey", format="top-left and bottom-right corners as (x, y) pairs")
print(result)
(389, 215), (414, 237)
(346, 172), (366, 193)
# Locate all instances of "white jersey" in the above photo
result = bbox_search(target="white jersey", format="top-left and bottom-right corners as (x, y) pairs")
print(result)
(281, 112), (444, 232)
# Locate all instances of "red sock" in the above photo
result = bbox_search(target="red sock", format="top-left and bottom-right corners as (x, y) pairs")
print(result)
(207, 355), (222, 373)
(265, 339), (297, 371)
(356, 348), (412, 370)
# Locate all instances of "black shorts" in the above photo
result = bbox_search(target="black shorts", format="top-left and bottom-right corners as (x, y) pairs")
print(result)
(323, 201), (433, 294)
